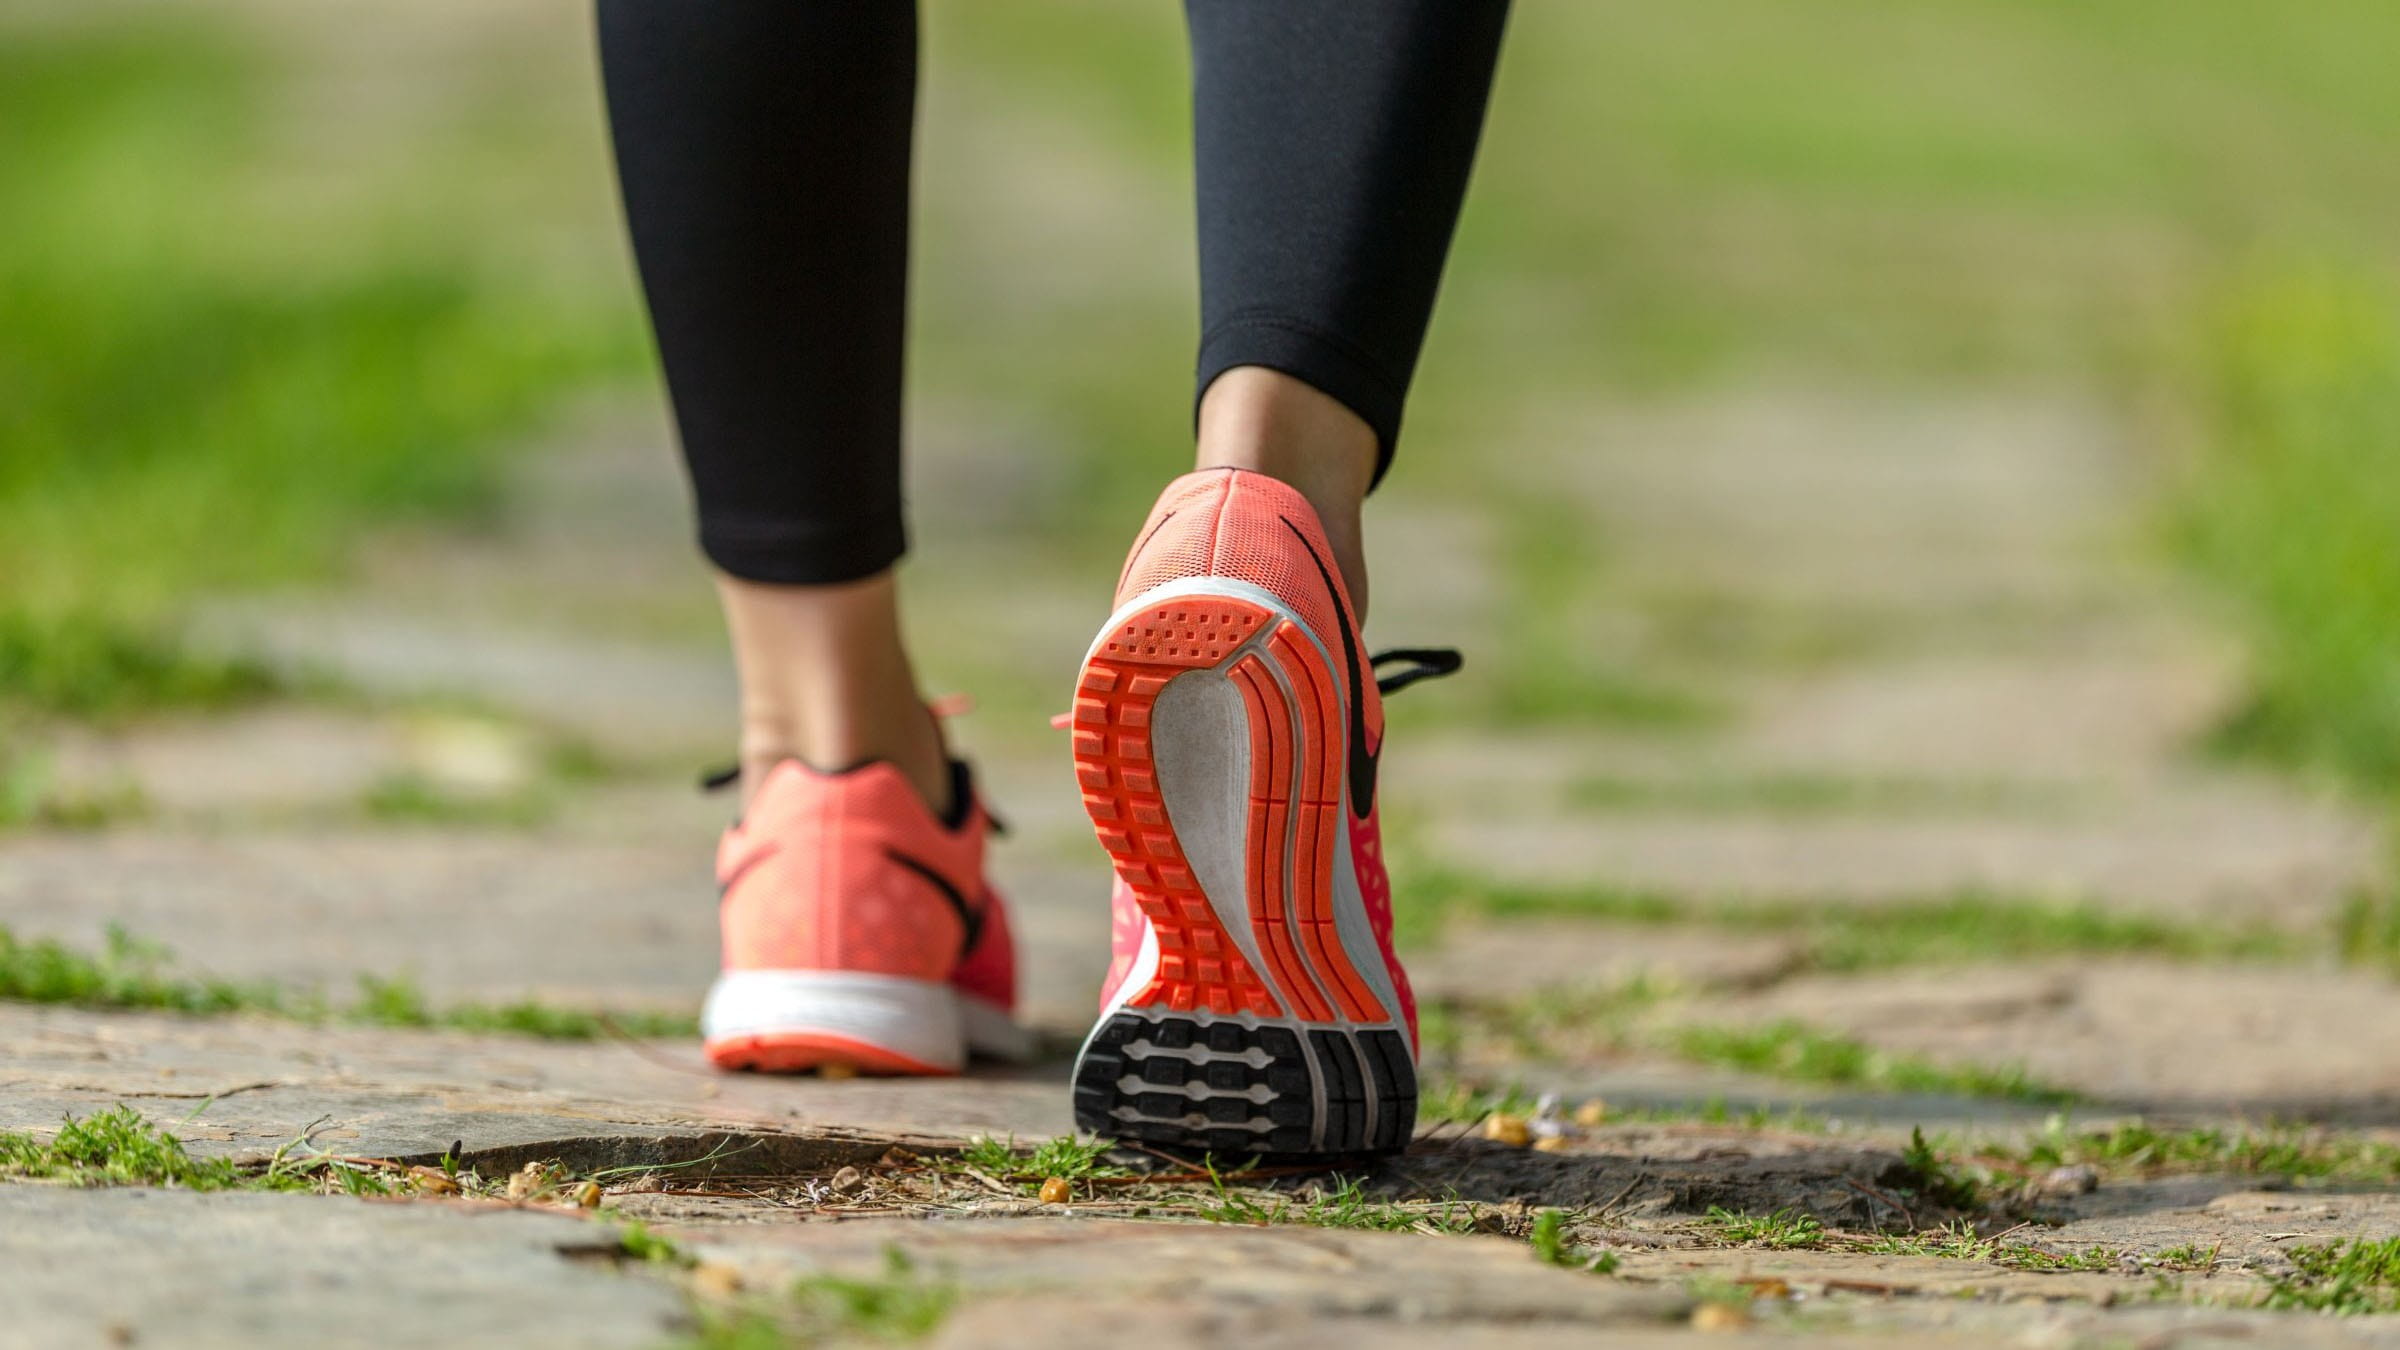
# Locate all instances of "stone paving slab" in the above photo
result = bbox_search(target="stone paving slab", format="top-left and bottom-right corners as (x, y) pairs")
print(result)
(1621, 1245), (2400, 1347)
(0, 822), (1114, 1036)
(1410, 920), (1802, 1002)
(2054, 1188), (2400, 1268)
(2, 1004), (1070, 1170)
(1430, 798), (2377, 930)
(679, 1216), (1691, 1347)
(1707, 961), (2400, 1120)
(0, 1185), (686, 1350)
(1424, 1057), (2067, 1135)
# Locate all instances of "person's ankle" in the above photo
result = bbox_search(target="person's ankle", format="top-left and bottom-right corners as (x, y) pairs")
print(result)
(736, 704), (953, 819)
(714, 570), (955, 817)
(1193, 367), (1376, 617)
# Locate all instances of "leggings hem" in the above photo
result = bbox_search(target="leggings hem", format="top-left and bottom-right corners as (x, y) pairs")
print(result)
(699, 518), (908, 587)
(1196, 314), (1406, 490)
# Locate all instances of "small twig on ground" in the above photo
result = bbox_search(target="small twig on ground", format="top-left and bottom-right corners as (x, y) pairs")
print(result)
(1594, 1170), (1649, 1221)
(1837, 1174), (1916, 1230)
(596, 1014), (724, 1078)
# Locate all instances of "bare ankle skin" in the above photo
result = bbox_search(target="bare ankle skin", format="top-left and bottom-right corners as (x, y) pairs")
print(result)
(713, 569), (952, 815)
(1193, 366), (1377, 620)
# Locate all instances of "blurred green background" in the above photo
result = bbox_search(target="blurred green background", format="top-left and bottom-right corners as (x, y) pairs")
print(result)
(3, 0), (2397, 806)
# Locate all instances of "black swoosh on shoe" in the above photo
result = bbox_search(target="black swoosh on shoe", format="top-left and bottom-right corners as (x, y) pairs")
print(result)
(1281, 517), (1379, 818)
(882, 847), (987, 959)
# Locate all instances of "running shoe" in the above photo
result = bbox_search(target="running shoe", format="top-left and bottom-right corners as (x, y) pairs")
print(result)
(702, 754), (1026, 1075)
(1068, 468), (1458, 1159)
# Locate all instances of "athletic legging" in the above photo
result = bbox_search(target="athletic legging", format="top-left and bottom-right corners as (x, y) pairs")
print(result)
(596, 1), (1510, 586)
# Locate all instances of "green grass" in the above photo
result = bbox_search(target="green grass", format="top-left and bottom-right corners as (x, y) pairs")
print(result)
(786, 1250), (956, 1343)
(0, 752), (148, 831)
(1700, 1206), (1826, 1250)
(2336, 890), (2400, 978)
(1473, 491), (1727, 732)
(1529, 1209), (1622, 1275)
(1195, 1171), (1478, 1235)
(350, 975), (697, 1041)
(1896, 1126), (1985, 1212)
(0, 1105), (390, 1195)
(1423, 974), (2072, 1104)
(1988, 1118), (2400, 1185)
(1993, 1242), (2124, 1274)
(1395, 868), (2302, 970)
(687, 1249), (957, 1348)
(951, 1), (2400, 402)
(1666, 1021), (2075, 1106)
(1, 1106), (253, 1191)
(2151, 1242), (2225, 1272)
(2260, 1236), (2400, 1316)
(0, 926), (299, 1017)
(1425, 981), (2071, 1105)
(614, 1219), (697, 1269)
(355, 728), (614, 830)
(0, 925), (696, 1040)
(1858, 1220), (2003, 1261)
(2176, 265), (2400, 798)
(1567, 772), (2073, 819)
(0, 21), (639, 720)
(949, 1134), (1128, 1193)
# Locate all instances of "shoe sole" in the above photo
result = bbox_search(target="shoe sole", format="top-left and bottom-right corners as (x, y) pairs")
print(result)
(1069, 578), (1415, 1161)
(702, 970), (967, 1076)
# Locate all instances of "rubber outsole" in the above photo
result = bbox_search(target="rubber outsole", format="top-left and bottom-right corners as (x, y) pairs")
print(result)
(704, 1031), (955, 1077)
(1072, 1010), (1414, 1161)
(1070, 587), (1414, 1159)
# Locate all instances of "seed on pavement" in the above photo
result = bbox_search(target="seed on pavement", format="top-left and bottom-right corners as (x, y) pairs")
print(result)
(1483, 1114), (1531, 1147)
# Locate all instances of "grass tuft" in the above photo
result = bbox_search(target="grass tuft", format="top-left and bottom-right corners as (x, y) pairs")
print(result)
(2260, 1236), (2400, 1316)
(1664, 1021), (2074, 1106)
(0, 925), (695, 1040)
(1896, 1126), (1984, 1212)
(615, 1219), (696, 1268)
(0, 1105), (390, 1195)
(1699, 1206), (1825, 1250)
(1529, 1209), (1622, 1274)
(1195, 1170), (1478, 1235)
(0, 1105), (249, 1190)
(949, 1135), (1127, 1194)
(1993, 1117), (2400, 1185)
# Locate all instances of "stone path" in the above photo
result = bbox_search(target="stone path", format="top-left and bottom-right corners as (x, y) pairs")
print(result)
(10, 3), (2400, 1345)
(12, 368), (2399, 1343)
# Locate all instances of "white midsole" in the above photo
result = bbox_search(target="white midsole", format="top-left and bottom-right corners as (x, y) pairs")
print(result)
(1081, 575), (1409, 1043)
(703, 970), (964, 1071)
(960, 993), (1036, 1062)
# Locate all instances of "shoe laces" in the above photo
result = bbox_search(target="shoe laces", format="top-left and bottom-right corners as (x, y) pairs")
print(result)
(1045, 646), (1462, 731)
(1369, 647), (1463, 697)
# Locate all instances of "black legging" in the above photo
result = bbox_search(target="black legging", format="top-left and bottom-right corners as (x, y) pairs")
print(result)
(597, 1), (1510, 586)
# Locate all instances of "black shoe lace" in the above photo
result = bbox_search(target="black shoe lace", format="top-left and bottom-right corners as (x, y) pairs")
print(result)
(1371, 647), (1463, 697)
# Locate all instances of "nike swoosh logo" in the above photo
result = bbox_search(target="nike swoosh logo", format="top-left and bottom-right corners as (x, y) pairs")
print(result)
(882, 847), (988, 960)
(717, 840), (781, 897)
(1282, 518), (1378, 818)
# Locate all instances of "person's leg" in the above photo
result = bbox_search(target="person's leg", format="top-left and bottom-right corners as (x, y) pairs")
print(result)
(596, 0), (946, 813)
(1186, 0), (1512, 620)
(1070, 1), (1506, 1158)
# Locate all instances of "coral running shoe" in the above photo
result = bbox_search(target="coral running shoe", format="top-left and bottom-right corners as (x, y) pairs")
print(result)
(1069, 468), (1457, 1159)
(703, 756), (1026, 1075)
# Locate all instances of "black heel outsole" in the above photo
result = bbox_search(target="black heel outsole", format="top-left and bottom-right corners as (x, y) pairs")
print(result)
(1072, 1010), (1415, 1163)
